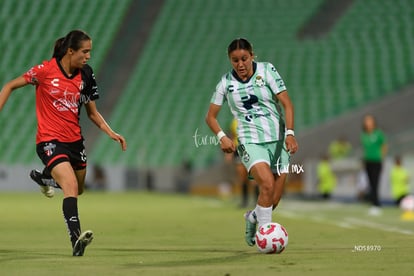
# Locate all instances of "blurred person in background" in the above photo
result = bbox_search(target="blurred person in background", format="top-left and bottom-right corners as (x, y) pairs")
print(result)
(206, 38), (298, 247)
(0, 30), (127, 256)
(360, 114), (387, 216)
(329, 135), (352, 159)
(390, 155), (410, 205)
(86, 164), (107, 191)
(317, 154), (337, 199)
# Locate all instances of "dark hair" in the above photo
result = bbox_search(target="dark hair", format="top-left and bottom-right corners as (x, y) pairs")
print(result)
(53, 30), (91, 59)
(227, 38), (253, 56)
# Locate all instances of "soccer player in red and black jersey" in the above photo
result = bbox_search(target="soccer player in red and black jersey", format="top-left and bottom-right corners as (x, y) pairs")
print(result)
(0, 30), (127, 256)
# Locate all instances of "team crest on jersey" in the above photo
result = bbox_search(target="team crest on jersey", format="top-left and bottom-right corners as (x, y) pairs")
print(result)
(43, 142), (56, 157)
(255, 75), (265, 87)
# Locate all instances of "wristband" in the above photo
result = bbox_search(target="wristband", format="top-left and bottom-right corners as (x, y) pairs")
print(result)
(217, 130), (226, 141)
(285, 129), (295, 137)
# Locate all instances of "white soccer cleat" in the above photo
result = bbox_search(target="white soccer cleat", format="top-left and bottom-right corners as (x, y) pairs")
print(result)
(40, 185), (55, 198)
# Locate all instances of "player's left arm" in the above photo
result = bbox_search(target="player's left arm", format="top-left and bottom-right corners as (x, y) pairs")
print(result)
(85, 101), (127, 151)
(276, 91), (298, 154)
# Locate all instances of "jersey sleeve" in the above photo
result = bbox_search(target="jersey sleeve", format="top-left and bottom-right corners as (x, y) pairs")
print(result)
(210, 77), (227, 106)
(265, 62), (287, 95)
(81, 64), (99, 103)
(22, 61), (48, 85)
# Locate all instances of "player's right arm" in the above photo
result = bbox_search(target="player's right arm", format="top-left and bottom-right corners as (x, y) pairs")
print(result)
(205, 103), (235, 153)
(0, 76), (28, 112)
(207, 77), (236, 153)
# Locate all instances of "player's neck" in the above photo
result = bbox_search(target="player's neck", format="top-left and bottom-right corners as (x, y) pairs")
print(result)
(59, 57), (76, 77)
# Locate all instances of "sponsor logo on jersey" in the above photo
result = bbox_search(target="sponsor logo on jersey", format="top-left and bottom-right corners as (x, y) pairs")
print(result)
(51, 78), (59, 87)
(276, 78), (285, 88)
(80, 149), (87, 162)
(245, 112), (271, 122)
(243, 151), (250, 163)
(227, 85), (234, 93)
(238, 144), (250, 162)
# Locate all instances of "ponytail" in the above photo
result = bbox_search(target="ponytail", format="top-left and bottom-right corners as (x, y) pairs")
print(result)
(53, 37), (66, 59)
(52, 30), (91, 60)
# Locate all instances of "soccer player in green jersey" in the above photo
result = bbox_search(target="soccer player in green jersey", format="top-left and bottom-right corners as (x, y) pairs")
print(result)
(206, 38), (298, 246)
(361, 114), (387, 216)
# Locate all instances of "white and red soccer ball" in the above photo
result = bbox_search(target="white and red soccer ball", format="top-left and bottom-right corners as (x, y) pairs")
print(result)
(255, 222), (288, 254)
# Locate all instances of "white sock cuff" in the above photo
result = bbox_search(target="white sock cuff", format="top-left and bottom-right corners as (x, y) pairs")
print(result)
(255, 204), (273, 228)
(256, 204), (273, 211)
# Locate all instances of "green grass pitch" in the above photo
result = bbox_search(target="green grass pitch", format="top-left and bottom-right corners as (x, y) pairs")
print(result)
(0, 192), (413, 275)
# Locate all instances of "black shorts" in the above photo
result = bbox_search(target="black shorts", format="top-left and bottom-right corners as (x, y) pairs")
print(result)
(36, 139), (87, 171)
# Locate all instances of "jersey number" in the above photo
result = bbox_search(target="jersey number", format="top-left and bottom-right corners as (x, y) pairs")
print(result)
(241, 94), (259, 110)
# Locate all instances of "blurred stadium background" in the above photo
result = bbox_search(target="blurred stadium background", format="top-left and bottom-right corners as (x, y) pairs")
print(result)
(0, 0), (413, 202)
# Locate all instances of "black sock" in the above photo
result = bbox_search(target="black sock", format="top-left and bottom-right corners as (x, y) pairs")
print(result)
(42, 168), (53, 179)
(42, 167), (61, 189)
(62, 197), (81, 247)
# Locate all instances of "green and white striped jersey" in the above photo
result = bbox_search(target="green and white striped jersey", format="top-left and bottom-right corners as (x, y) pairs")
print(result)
(211, 62), (287, 144)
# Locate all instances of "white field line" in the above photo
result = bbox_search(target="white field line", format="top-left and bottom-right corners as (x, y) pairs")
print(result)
(278, 210), (413, 235)
(278, 210), (356, 229)
(344, 217), (414, 235)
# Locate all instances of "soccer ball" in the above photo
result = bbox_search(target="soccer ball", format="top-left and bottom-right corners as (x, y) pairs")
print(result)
(400, 195), (414, 212)
(255, 222), (288, 254)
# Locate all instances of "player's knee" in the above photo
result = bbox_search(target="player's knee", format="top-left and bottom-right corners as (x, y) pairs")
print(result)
(60, 180), (79, 197)
(259, 177), (274, 194)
